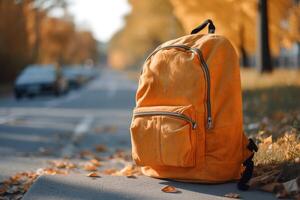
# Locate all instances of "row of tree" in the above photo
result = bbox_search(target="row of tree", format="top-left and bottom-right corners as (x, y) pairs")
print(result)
(0, 0), (98, 83)
(108, 0), (300, 71)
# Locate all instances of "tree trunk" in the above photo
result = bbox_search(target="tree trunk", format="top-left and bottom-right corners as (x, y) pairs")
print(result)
(256, 0), (273, 73)
(32, 8), (40, 63)
(297, 42), (300, 68)
(239, 25), (249, 67)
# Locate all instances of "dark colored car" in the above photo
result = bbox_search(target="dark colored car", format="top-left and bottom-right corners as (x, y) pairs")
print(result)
(14, 64), (68, 99)
(62, 66), (86, 89)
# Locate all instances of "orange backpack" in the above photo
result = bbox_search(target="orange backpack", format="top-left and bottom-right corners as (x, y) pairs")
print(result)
(130, 19), (257, 190)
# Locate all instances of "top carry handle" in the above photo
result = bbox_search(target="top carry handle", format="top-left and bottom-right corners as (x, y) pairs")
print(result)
(191, 19), (216, 34)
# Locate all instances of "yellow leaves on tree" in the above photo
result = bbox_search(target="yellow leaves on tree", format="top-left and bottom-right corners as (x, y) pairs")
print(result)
(169, 0), (299, 56)
(38, 18), (98, 65)
(0, 0), (98, 84)
(109, 0), (300, 70)
(108, 0), (184, 70)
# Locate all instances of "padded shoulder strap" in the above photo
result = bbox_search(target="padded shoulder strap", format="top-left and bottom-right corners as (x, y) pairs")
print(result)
(237, 139), (258, 190)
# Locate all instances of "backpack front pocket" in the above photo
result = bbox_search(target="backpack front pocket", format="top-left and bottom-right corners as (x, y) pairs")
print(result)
(130, 105), (197, 167)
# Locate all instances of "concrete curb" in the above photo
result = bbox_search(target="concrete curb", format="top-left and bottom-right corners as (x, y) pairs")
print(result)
(23, 175), (276, 200)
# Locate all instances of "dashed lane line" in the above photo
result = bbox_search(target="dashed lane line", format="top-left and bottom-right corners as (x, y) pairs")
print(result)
(61, 115), (94, 157)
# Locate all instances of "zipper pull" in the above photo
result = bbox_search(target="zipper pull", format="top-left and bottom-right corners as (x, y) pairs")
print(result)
(207, 117), (213, 129)
(192, 122), (197, 130)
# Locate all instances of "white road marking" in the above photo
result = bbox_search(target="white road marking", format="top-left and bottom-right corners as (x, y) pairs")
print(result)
(72, 115), (93, 143)
(0, 115), (16, 125)
(61, 115), (94, 156)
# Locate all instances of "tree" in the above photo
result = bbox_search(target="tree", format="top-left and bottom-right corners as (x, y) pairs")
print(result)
(257, 0), (273, 72)
(29, 0), (68, 62)
(108, 0), (184, 69)
(0, 0), (30, 83)
(108, 0), (300, 70)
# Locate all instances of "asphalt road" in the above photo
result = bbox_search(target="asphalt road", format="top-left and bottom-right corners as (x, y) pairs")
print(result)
(0, 68), (137, 181)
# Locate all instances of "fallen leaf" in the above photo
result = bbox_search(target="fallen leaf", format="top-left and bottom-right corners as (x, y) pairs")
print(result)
(283, 177), (299, 193)
(49, 160), (76, 169)
(102, 168), (117, 175)
(263, 136), (272, 144)
(86, 172), (101, 178)
(0, 186), (7, 195)
(260, 182), (281, 193)
(112, 164), (142, 176)
(89, 159), (101, 167)
(161, 185), (179, 193)
(12, 194), (23, 200)
(83, 163), (98, 171)
(224, 193), (240, 199)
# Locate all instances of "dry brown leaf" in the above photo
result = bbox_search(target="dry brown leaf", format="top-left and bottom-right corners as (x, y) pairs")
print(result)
(260, 182), (281, 193)
(250, 170), (280, 188)
(94, 144), (107, 152)
(102, 168), (117, 175)
(86, 172), (101, 178)
(263, 136), (272, 144)
(49, 160), (75, 169)
(161, 185), (179, 193)
(283, 178), (299, 193)
(112, 164), (142, 176)
(83, 163), (98, 171)
(224, 193), (240, 199)
(89, 159), (101, 167)
(0, 171), (40, 199)
(12, 194), (23, 200)
(0, 186), (7, 195)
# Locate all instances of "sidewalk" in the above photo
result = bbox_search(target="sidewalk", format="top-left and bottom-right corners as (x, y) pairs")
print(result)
(23, 175), (276, 200)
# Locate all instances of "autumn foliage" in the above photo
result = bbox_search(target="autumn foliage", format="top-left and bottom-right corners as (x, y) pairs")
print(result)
(108, 0), (300, 70)
(108, 0), (184, 70)
(0, 0), (98, 84)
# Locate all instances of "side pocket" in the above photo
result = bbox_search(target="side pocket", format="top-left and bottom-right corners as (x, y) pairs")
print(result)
(130, 105), (196, 167)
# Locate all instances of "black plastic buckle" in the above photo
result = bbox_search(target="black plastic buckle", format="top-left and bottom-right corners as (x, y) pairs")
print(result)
(247, 139), (258, 152)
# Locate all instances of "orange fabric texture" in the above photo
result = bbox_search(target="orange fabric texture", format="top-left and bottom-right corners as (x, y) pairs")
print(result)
(130, 33), (252, 183)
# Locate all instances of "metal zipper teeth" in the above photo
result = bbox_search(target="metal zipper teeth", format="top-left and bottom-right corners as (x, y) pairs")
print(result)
(134, 111), (197, 130)
(145, 44), (213, 129)
(191, 48), (213, 129)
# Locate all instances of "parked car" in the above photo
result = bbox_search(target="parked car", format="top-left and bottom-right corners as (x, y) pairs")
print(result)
(62, 66), (86, 89)
(14, 64), (68, 99)
(81, 66), (98, 81)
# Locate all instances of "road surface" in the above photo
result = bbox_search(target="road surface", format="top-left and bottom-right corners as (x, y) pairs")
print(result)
(0, 68), (136, 180)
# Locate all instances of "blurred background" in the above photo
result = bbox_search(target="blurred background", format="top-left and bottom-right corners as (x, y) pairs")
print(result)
(1, 0), (300, 90)
(0, 1), (300, 198)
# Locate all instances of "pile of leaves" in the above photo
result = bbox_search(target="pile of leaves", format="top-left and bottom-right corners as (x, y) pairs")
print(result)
(251, 130), (300, 199)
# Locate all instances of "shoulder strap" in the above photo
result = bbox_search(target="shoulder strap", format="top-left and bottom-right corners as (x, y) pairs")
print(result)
(237, 139), (258, 190)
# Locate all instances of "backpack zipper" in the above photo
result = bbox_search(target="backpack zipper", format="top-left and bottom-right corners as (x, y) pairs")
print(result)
(145, 45), (213, 129)
(134, 111), (197, 130)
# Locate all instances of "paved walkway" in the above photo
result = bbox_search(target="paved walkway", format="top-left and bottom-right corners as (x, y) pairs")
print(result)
(23, 175), (276, 200)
